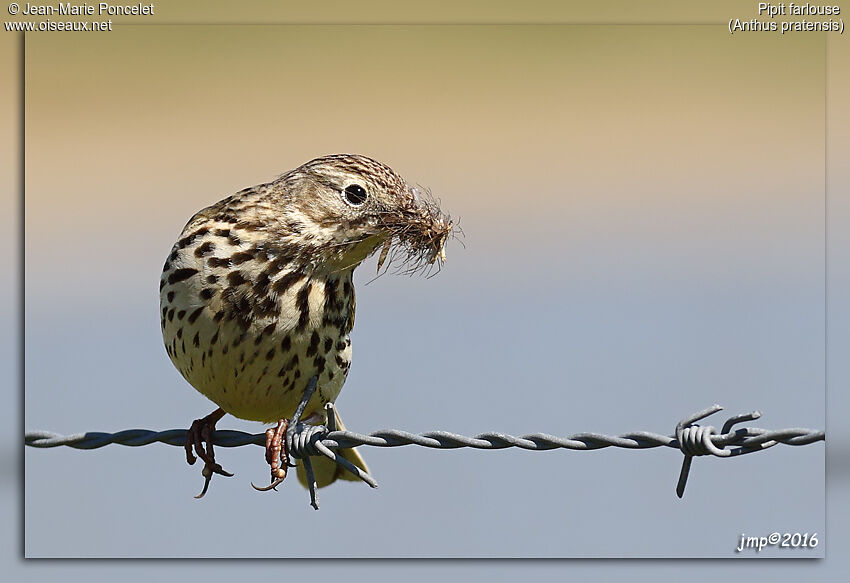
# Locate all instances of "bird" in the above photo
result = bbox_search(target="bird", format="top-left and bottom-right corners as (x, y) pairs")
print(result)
(159, 154), (453, 498)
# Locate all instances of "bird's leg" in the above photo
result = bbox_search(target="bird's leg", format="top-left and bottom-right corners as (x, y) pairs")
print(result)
(252, 412), (326, 492)
(185, 407), (233, 498)
(253, 419), (289, 491)
(252, 376), (322, 493)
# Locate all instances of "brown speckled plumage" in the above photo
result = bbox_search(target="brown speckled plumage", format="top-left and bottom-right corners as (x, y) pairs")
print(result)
(160, 154), (452, 492)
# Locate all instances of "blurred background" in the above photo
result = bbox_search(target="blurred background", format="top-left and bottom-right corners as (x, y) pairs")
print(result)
(4, 0), (848, 580)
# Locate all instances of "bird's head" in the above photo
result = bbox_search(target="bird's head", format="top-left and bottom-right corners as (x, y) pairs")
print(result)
(274, 154), (454, 275)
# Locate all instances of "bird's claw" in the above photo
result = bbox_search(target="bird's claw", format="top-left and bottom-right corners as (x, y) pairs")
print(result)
(195, 462), (233, 498)
(185, 408), (232, 498)
(250, 475), (286, 492)
(253, 419), (290, 493)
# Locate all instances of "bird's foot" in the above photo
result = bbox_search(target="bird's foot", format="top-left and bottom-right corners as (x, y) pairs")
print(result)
(252, 418), (290, 492)
(185, 408), (233, 498)
(251, 377), (322, 495)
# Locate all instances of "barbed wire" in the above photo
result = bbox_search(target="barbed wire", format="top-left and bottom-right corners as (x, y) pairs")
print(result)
(26, 396), (824, 509)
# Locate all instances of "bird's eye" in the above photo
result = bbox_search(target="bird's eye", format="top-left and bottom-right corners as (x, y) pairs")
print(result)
(343, 184), (368, 206)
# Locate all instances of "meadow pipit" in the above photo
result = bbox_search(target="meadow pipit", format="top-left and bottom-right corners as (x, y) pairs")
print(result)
(159, 154), (453, 496)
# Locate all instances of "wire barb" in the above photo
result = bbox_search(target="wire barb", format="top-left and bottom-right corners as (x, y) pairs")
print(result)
(25, 404), (824, 509)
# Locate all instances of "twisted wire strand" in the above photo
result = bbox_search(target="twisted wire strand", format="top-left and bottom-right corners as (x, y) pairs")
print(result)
(25, 403), (824, 508)
(24, 420), (823, 453)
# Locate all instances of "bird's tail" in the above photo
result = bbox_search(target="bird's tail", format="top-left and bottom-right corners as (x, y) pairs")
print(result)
(295, 406), (369, 489)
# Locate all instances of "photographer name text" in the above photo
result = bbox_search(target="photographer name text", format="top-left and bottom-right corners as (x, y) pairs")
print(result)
(18, 2), (153, 16)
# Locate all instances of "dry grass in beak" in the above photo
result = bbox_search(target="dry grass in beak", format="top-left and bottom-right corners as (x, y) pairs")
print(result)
(376, 237), (393, 273)
(371, 185), (455, 277)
